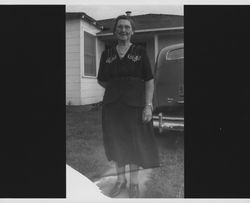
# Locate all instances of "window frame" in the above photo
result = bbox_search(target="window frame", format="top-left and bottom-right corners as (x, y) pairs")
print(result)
(82, 31), (97, 78)
(166, 48), (184, 61)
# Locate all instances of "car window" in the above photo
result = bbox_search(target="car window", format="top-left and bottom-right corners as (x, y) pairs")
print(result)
(166, 48), (184, 60)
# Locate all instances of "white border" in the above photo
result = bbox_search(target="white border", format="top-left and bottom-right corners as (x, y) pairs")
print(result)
(2, 1), (250, 202)
(1, 0), (250, 5)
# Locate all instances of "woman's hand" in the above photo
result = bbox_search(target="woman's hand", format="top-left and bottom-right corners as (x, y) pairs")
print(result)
(142, 105), (153, 123)
(144, 79), (154, 123)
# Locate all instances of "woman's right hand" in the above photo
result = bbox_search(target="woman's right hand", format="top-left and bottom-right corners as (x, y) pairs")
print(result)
(142, 105), (152, 123)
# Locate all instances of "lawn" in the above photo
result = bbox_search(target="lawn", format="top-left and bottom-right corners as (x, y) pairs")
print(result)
(144, 132), (184, 198)
(66, 105), (112, 181)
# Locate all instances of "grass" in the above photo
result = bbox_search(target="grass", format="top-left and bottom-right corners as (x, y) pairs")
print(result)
(66, 105), (112, 181)
(144, 133), (184, 198)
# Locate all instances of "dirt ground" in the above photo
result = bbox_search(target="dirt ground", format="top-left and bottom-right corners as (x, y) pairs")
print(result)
(66, 105), (184, 198)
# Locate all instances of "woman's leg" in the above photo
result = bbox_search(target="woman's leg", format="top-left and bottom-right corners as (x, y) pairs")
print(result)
(129, 164), (140, 198)
(129, 164), (139, 184)
(109, 162), (127, 197)
(115, 162), (126, 183)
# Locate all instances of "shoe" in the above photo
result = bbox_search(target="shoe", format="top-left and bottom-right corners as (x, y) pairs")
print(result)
(109, 179), (127, 197)
(129, 184), (139, 198)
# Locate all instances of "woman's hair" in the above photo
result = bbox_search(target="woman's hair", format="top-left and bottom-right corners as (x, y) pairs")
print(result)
(112, 15), (136, 34)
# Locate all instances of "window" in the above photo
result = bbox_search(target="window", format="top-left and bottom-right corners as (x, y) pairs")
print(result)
(84, 32), (96, 76)
(166, 48), (184, 61)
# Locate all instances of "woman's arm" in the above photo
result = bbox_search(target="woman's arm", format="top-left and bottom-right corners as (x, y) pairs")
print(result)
(97, 51), (107, 88)
(143, 79), (154, 123)
(145, 79), (154, 105)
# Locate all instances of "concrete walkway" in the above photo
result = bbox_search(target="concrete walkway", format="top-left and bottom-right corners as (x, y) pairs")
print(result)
(94, 165), (153, 198)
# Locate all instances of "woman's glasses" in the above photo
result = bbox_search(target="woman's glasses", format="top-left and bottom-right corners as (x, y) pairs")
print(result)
(116, 25), (132, 31)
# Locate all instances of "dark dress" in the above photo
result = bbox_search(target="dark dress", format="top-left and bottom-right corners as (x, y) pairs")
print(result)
(97, 44), (159, 168)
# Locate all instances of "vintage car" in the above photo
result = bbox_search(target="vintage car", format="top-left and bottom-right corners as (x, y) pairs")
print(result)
(153, 43), (184, 133)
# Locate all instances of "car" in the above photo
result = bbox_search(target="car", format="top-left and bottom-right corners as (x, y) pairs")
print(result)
(153, 43), (184, 133)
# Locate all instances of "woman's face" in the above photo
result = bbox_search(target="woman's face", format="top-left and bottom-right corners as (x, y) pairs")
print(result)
(115, 19), (134, 42)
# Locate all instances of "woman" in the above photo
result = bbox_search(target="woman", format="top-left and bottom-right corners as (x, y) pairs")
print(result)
(97, 15), (159, 198)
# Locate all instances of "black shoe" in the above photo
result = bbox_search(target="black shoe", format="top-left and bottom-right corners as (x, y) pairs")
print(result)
(109, 180), (127, 197)
(129, 184), (139, 198)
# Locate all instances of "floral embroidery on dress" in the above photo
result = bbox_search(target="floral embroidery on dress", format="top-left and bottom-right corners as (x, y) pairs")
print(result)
(105, 49), (117, 64)
(105, 55), (117, 64)
(127, 45), (141, 62)
(127, 54), (141, 62)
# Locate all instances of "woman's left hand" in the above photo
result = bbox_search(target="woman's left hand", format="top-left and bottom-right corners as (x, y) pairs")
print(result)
(142, 106), (153, 123)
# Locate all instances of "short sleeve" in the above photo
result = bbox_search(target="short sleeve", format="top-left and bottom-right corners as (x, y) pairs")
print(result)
(97, 51), (107, 82)
(141, 48), (154, 81)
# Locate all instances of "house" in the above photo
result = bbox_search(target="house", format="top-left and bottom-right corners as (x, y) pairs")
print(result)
(66, 12), (183, 105)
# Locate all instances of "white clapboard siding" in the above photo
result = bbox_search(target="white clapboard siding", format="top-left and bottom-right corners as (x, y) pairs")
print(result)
(66, 82), (81, 91)
(81, 77), (104, 105)
(79, 20), (105, 105)
(66, 38), (80, 46)
(66, 52), (80, 62)
(66, 67), (80, 76)
(66, 19), (81, 105)
(66, 19), (81, 32)
(66, 89), (81, 98)
(66, 97), (81, 105)
(66, 44), (80, 53)
(66, 75), (80, 84)
(82, 88), (104, 98)
(83, 97), (102, 105)
(66, 59), (80, 69)
(66, 31), (80, 39)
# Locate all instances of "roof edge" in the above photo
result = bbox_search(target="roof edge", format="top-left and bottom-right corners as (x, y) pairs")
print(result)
(97, 13), (183, 22)
(97, 26), (184, 36)
(66, 12), (103, 30)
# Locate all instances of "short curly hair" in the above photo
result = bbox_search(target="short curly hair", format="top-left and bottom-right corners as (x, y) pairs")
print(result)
(112, 15), (136, 34)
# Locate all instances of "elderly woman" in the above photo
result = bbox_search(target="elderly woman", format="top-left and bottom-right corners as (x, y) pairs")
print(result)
(97, 15), (159, 198)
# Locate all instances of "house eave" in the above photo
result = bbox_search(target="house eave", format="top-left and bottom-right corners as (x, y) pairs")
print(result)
(66, 12), (103, 30)
(96, 26), (184, 37)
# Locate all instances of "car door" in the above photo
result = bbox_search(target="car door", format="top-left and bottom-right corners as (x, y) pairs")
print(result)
(154, 45), (184, 108)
